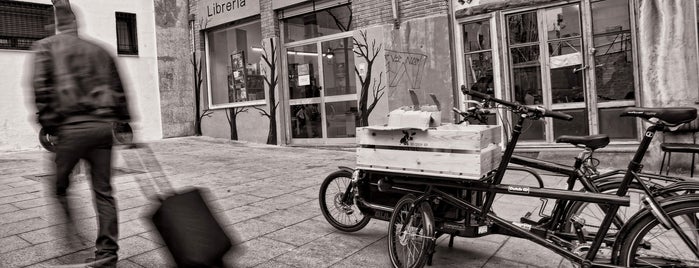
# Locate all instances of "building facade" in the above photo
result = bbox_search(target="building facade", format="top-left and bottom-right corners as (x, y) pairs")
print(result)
(2, 0), (698, 172)
(0, 0), (164, 151)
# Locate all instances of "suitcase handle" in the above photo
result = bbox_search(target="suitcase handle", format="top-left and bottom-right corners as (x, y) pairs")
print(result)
(119, 143), (175, 199)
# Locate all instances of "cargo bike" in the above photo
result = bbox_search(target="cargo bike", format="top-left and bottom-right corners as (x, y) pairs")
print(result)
(319, 87), (699, 267)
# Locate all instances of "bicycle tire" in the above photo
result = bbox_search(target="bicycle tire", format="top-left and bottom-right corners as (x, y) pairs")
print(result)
(388, 194), (435, 268)
(318, 170), (370, 232)
(618, 199), (699, 267)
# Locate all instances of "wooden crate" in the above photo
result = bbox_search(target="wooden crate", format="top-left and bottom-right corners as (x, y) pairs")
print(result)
(356, 125), (502, 180)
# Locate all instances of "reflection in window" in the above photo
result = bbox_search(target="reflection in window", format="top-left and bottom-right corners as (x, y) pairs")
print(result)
(287, 44), (320, 99)
(599, 107), (637, 139)
(544, 5), (581, 39)
(551, 66), (583, 104)
(511, 45), (542, 105)
(516, 119), (546, 141)
(592, 0), (635, 102)
(462, 20), (493, 98)
(207, 21), (264, 106)
(326, 101), (358, 138)
(463, 21), (491, 52)
(508, 12), (538, 44)
(291, 104), (322, 138)
(322, 38), (356, 97)
(284, 5), (353, 43)
(553, 109), (589, 137)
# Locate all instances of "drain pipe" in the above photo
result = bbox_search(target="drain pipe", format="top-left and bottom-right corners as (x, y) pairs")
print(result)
(391, 0), (400, 28)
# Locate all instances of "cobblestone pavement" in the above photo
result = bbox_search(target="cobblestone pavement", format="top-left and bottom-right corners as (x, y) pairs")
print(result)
(0, 136), (579, 267)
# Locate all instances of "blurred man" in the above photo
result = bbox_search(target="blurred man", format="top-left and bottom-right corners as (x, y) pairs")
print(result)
(30, 0), (130, 266)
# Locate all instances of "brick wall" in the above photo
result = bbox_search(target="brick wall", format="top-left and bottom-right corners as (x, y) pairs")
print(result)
(353, 0), (393, 28)
(260, 0), (279, 39)
(354, 0), (448, 29)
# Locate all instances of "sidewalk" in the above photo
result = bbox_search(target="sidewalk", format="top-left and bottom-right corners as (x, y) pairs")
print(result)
(0, 136), (576, 267)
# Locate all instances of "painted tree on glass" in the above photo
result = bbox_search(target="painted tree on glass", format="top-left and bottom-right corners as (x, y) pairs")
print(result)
(252, 38), (279, 145)
(353, 30), (385, 127)
(226, 107), (248, 140)
(192, 53), (212, 135)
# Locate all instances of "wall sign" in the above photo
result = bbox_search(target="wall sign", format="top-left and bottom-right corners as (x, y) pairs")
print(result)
(197, 0), (260, 29)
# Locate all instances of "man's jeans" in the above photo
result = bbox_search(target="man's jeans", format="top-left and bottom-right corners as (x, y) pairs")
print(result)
(54, 121), (118, 265)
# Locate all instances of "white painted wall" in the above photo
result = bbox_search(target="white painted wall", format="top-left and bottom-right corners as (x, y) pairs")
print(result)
(0, 0), (162, 151)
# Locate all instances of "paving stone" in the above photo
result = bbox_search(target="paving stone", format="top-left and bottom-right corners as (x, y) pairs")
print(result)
(0, 235), (32, 254)
(274, 231), (384, 268)
(263, 218), (337, 247)
(225, 237), (296, 268)
(329, 238), (390, 268)
(19, 217), (95, 244)
(120, 218), (154, 239)
(0, 237), (90, 267)
(254, 260), (297, 268)
(128, 247), (177, 267)
(0, 192), (42, 205)
(249, 192), (314, 211)
(257, 202), (322, 227)
(0, 217), (53, 238)
(209, 193), (265, 212)
(137, 230), (165, 246)
(229, 218), (285, 244)
(217, 205), (274, 226)
(0, 203), (20, 214)
(493, 236), (567, 267)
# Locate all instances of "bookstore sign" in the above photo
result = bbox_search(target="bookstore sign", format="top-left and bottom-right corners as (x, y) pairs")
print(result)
(198, 0), (260, 29)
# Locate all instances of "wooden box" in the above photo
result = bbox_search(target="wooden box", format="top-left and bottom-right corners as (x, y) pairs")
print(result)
(356, 124), (502, 180)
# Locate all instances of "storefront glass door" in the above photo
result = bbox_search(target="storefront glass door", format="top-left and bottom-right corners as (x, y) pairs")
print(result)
(287, 36), (357, 143)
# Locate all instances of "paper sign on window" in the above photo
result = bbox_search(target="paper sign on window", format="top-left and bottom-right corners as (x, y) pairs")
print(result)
(298, 64), (310, 86)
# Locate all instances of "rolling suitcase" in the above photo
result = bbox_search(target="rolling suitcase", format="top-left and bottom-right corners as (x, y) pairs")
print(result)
(120, 144), (233, 267)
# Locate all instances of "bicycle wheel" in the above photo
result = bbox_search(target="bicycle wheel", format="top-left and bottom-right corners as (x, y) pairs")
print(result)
(618, 200), (699, 267)
(388, 194), (434, 268)
(319, 170), (370, 232)
(564, 182), (647, 235)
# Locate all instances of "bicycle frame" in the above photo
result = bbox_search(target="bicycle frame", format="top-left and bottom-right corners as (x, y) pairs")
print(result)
(396, 115), (693, 267)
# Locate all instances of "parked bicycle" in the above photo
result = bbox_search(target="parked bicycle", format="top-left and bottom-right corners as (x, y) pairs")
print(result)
(384, 87), (698, 267)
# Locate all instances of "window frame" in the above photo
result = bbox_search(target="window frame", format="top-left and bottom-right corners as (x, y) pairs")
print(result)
(204, 19), (267, 110)
(455, 13), (503, 108)
(496, 0), (641, 145)
(0, 1), (54, 51)
(115, 12), (138, 56)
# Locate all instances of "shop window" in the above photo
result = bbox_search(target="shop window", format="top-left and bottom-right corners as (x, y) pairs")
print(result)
(116, 12), (138, 55)
(503, 1), (638, 143)
(284, 4), (353, 43)
(206, 21), (264, 108)
(0, 1), (53, 50)
(591, 0), (637, 139)
(462, 20), (494, 98)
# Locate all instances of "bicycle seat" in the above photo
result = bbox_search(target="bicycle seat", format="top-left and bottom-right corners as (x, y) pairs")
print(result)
(555, 134), (610, 150)
(621, 107), (697, 126)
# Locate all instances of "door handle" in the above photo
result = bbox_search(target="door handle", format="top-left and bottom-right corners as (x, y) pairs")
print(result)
(573, 65), (588, 73)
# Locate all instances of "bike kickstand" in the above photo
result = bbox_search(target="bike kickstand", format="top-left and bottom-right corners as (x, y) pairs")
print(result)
(427, 252), (434, 266)
(448, 234), (455, 248)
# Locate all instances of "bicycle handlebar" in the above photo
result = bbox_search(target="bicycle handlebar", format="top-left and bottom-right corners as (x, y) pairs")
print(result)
(460, 85), (573, 121)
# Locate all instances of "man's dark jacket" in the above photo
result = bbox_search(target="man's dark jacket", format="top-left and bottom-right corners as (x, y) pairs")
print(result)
(31, 30), (130, 129)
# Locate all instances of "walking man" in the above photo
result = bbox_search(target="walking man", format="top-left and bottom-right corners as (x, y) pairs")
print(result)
(30, 0), (131, 266)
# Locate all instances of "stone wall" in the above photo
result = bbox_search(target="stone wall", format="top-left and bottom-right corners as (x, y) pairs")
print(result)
(154, 0), (196, 138)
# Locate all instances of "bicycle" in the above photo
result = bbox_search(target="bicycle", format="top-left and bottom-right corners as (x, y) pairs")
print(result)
(385, 87), (699, 267)
(455, 99), (699, 238)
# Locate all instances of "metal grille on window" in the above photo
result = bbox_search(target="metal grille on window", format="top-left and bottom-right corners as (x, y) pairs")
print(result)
(116, 12), (138, 55)
(0, 1), (54, 50)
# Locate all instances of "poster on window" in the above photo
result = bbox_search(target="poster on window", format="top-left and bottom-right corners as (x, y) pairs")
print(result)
(298, 63), (311, 86)
(229, 51), (247, 102)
